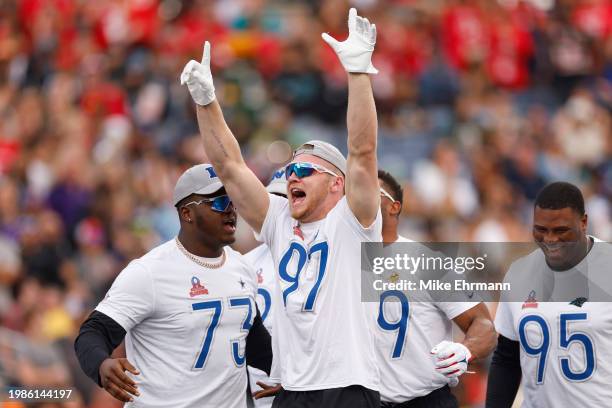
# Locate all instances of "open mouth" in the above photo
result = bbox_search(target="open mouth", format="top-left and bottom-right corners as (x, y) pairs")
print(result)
(223, 219), (237, 233)
(290, 187), (306, 206)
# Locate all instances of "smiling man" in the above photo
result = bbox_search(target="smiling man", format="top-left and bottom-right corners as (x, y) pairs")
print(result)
(181, 8), (382, 408)
(74, 164), (272, 408)
(487, 182), (612, 407)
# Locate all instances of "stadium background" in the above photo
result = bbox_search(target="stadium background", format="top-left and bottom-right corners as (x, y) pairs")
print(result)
(0, 0), (610, 406)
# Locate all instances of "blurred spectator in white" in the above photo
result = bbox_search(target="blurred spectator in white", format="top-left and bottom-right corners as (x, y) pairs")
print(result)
(553, 89), (611, 167)
(413, 141), (479, 219)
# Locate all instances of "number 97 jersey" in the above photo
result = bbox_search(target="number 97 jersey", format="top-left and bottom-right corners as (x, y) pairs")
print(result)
(495, 241), (612, 407)
(255, 194), (382, 391)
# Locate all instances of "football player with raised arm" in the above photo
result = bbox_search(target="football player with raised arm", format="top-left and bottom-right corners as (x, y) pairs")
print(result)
(486, 182), (612, 407)
(376, 170), (496, 408)
(74, 164), (271, 408)
(181, 8), (383, 407)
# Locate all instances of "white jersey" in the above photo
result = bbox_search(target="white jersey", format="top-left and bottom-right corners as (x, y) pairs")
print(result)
(373, 235), (478, 403)
(244, 244), (276, 408)
(244, 244), (275, 333)
(255, 194), (381, 391)
(495, 237), (612, 408)
(96, 239), (257, 408)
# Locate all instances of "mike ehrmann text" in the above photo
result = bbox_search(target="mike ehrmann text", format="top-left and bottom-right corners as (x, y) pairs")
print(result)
(373, 279), (511, 292)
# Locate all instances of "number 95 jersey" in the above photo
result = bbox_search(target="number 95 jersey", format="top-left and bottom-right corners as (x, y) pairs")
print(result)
(495, 240), (612, 407)
(255, 194), (382, 392)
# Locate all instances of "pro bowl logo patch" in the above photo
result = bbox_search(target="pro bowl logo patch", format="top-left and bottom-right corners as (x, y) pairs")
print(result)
(256, 268), (264, 284)
(189, 276), (209, 297)
(522, 290), (538, 309)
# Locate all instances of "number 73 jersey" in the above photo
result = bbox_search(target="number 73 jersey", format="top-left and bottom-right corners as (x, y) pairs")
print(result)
(495, 242), (612, 407)
(96, 239), (258, 408)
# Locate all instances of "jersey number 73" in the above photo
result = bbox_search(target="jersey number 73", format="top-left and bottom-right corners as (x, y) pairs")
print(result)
(191, 297), (254, 369)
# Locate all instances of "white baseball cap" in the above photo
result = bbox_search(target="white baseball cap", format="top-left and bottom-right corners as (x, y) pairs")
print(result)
(266, 167), (288, 196)
(293, 140), (347, 176)
(173, 164), (224, 206)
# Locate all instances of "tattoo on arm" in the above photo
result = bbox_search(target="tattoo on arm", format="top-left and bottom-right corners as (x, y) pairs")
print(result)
(204, 109), (229, 158)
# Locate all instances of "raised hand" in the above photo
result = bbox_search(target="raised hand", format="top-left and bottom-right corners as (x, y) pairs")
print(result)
(321, 8), (378, 74)
(180, 41), (216, 106)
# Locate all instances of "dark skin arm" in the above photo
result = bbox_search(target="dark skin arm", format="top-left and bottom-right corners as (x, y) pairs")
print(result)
(253, 382), (282, 400)
(99, 358), (141, 402)
(453, 303), (498, 360)
(74, 311), (140, 403)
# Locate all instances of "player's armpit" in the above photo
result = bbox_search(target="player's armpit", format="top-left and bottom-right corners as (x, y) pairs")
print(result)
(485, 335), (521, 408)
(245, 307), (272, 375)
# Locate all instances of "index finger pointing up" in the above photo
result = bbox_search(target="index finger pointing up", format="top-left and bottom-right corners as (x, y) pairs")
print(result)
(348, 8), (357, 33)
(202, 41), (211, 66)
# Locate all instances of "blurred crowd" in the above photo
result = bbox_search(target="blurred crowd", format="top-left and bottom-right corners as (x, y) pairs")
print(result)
(0, 0), (610, 406)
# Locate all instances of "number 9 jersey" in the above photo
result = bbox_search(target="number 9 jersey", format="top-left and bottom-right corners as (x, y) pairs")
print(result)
(494, 238), (612, 407)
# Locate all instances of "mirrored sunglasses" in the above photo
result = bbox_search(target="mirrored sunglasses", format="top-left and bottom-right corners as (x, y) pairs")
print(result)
(285, 162), (340, 180)
(183, 195), (233, 213)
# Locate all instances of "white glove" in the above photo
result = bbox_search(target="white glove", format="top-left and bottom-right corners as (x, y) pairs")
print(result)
(430, 340), (472, 378)
(321, 8), (378, 74)
(180, 41), (216, 106)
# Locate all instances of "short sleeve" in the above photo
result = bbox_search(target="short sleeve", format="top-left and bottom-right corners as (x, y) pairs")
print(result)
(95, 261), (155, 331)
(331, 197), (382, 242)
(494, 262), (519, 340)
(254, 194), (288, 246)
(494, 301), (517, 341)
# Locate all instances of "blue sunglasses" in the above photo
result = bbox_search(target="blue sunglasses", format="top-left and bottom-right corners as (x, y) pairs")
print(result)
(285, 162), (340, 180)
(183, 195), (233, 213)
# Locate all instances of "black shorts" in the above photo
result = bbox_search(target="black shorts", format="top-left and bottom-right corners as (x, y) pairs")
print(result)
(272, 385), (380, 408)
(380, 386), (458, 408)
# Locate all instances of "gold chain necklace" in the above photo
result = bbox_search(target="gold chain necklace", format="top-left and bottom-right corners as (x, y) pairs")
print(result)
(175, 237), (226, 269)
